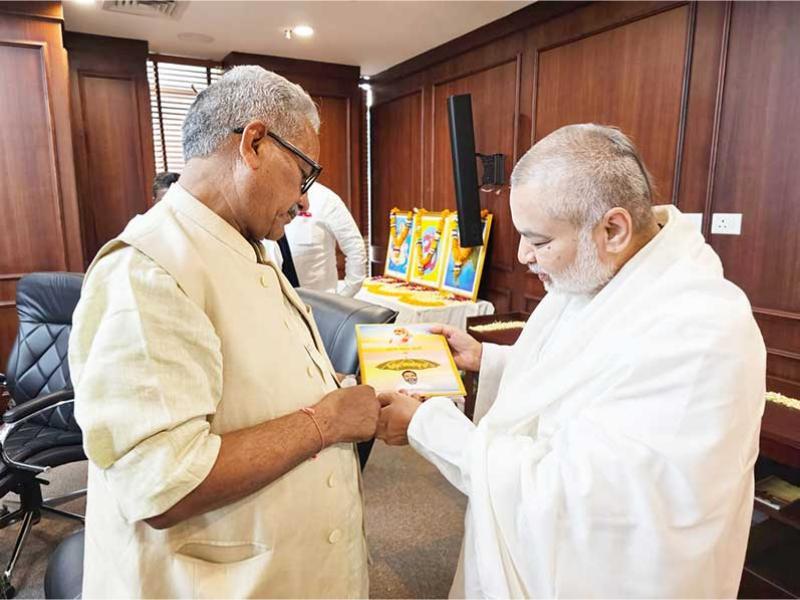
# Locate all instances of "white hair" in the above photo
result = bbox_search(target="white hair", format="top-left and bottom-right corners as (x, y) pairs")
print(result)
(529, 225), (616, 294)
(182, 65), (320, 161)
(511, 124), (655, 231)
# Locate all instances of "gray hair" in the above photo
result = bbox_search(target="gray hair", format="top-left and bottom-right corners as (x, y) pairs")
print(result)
(182, 65), (320, 161)
(510, 124), (655, 231)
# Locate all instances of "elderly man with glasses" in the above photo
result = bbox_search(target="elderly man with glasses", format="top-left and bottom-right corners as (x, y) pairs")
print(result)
(69, 66), (379, 598)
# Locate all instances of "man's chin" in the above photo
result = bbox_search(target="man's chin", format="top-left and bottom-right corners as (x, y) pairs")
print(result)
(264, 225), (285, 241)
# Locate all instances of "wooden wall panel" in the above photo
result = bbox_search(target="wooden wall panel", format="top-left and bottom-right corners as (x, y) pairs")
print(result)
(0, 277), (19, 360)
(675, 1), (727, 217)
(0, 4), (83, 368)
(370, 91), (423, 270)
(65, 32), (153, 267)
(534, 5), (691, 203)
(709, 1), (800, 396)
(313, 95), (350, 211)
(0, 43), (69, 273)
(76, 75), (151, 260)
(223, 53), (364, 232)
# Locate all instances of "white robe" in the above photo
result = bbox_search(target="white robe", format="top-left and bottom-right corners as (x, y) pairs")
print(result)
(408, 205), (766, 598)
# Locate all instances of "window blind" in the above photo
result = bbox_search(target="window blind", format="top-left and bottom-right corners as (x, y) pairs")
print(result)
(147, 59), (223, 173)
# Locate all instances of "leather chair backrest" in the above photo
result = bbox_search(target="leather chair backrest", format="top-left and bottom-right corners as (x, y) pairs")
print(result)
(295, 288), (397, 375)
(5, 272), (84, 404)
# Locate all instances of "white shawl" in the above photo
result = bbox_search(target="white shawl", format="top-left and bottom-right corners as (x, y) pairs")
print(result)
(408, 206), (766, 598)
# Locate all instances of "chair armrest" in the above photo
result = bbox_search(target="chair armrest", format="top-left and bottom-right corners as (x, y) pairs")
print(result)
(0, 393), (76, 473)
(3, 389), (74, 423)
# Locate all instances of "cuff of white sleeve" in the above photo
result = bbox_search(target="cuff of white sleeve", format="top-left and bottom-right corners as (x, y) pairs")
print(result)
(408, 396), (463, 448)
(112, 433), (222, 523)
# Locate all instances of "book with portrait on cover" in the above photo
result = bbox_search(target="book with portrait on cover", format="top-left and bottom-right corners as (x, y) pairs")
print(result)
(355, 324), (465, 397)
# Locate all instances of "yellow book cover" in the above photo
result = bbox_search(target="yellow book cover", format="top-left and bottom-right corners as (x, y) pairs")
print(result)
(356, 324), (466, 397)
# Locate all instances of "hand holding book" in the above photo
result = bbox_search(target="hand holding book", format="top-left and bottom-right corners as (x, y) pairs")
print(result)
(428, 323), (483, 372)
(375, 392), (421, 446)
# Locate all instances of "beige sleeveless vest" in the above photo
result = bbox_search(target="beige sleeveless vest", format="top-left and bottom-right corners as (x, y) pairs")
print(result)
(81, 185), (367, 598)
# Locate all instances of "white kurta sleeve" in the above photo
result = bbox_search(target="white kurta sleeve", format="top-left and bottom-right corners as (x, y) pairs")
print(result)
(473, 342), (513, 423)
(412, 305), (766, 598)
(320, 192), (366, 297)
(70, 247), (223, 523)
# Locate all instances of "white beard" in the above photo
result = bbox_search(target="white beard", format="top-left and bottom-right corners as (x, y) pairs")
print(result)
(530, 227), (615, 295)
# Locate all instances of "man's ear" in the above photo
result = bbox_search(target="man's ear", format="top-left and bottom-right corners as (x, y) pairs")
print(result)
(238, 120), (268, 170)
(602, 207), (634, 255)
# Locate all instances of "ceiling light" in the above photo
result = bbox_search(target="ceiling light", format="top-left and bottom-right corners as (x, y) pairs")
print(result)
(71, 0), (96, 5)
(292, 25), (314, 38)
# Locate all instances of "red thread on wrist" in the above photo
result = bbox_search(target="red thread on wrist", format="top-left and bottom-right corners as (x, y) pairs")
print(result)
(300, 406), (325, 458)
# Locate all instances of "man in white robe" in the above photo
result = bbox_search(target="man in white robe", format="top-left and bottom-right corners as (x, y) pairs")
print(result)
(377, 124), (766, 598)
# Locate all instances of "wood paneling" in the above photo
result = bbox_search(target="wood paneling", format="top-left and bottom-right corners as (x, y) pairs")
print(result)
(375, 2), (586, 83)
(223, 52), (364, 232)
(314, 95), (350, 209)
(534, 5), (691, 203)
(0, 305), (17, 371)
(0, 4), (83, 367)
(0, 43), (69, 273)
(708, 1), (800, 396)
(65, 32), (154, 266)
(676, 1), (727, 216)
(370, 0), (800, 400)
(370, 90), (423, 270)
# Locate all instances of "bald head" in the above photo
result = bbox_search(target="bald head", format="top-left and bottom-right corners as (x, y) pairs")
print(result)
(510, 125), (662, 295)
(511, 124), (656, 233)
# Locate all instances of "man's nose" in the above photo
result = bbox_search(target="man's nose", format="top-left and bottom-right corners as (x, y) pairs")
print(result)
(298, 193), (310, 212)
(518, 238), (535, 265)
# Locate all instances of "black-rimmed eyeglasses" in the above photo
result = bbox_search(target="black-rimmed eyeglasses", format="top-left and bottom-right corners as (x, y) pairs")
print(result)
(232, 128), (322, 195)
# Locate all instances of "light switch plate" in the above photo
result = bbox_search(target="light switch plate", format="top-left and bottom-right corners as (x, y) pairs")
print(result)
(711, 213), (742, 235)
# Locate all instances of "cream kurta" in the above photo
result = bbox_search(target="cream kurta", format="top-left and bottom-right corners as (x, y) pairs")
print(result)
(70, 184), (367, 598)
(409, 206), (766, 598)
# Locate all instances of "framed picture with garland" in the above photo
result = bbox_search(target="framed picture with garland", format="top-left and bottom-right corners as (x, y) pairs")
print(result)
(408, 209), (451, 288)
(440, 211), (493, 301)
(383, 208), (416, 280)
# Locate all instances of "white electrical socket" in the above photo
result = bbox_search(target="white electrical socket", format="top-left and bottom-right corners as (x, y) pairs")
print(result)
(711, 213), (742, 235)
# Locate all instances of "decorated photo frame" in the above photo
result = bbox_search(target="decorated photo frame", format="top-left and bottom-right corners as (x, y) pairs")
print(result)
(408, 209), (451, 288)
(440, 210), (493, 301)
(383, 208), (416, 280)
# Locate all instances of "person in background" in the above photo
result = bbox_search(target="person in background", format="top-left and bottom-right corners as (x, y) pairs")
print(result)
(284, 181), (367, 297)
(152, 171), (179, 203)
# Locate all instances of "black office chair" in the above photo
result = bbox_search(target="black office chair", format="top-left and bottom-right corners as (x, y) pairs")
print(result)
(0, 273), (86, 598)
(44, 287), (397, 600)
(295, 287), (397, 374)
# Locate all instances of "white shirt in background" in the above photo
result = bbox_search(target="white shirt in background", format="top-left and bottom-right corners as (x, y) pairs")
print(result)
(284, 182), (366, 297)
